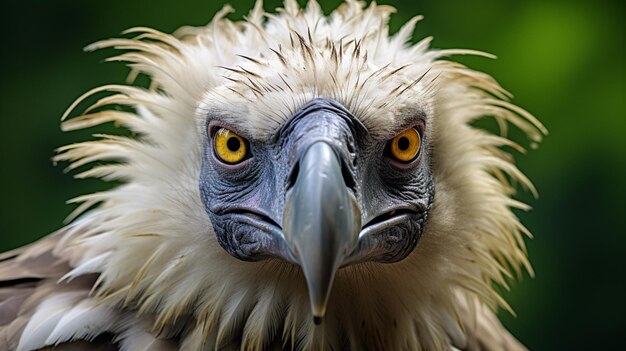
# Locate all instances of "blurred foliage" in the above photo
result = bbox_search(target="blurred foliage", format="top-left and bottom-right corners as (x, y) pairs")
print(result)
(0, 0), (624, 349)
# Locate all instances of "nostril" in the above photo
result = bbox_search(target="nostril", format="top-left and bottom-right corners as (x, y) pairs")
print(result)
(340, 159), (357, 193)
(286, 161), (300, 191)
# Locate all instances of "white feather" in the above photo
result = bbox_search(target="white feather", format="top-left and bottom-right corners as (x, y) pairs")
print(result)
(59, 252), (111, 282)
(17, 292), (84, 351)
(45, 298), (118, 345)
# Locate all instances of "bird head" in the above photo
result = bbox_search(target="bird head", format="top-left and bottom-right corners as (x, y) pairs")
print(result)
(56, 0), (545, 348)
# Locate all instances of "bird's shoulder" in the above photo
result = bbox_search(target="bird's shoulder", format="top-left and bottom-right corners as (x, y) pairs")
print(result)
(0, 235), (119, 350)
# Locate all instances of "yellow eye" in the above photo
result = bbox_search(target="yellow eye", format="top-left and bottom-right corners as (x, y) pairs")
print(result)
(213, 128), (249, 164)
(389, 128), (421, 162)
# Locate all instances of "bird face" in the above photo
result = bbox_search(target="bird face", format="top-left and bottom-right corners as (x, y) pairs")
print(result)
(200, 97), (434, 320)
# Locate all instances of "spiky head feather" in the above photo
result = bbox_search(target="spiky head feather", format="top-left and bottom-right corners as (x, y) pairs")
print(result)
(13, 1), (545, 350)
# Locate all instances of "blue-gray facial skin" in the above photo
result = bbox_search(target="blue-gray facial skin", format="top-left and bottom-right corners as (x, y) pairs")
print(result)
(199, 98), (434, 267)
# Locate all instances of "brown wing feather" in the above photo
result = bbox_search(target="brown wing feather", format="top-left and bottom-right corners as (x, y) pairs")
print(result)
(0, 235), (110, 350)
(38, 334), (118, 351)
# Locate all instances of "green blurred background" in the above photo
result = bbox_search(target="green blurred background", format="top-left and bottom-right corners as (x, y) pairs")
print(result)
(0, 0), (624, 349)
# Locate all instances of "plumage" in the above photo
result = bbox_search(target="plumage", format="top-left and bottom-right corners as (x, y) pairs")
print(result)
(0, 1), (545, 350)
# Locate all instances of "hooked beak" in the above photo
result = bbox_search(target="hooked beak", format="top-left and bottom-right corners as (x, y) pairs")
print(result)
(283, 141), (361, 324)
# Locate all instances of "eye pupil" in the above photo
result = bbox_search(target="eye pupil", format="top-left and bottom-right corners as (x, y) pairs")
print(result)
(226, 137), (241, 152)
(397, 136), (410, 151)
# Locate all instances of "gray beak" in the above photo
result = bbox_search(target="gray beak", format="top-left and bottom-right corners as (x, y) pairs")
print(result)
(283, 141), (361, 324)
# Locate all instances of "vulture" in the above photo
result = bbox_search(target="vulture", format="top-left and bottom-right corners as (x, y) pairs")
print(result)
(0, 1), (546, 350)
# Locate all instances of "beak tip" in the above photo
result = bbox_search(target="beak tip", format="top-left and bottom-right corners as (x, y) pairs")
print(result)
(310, 297), (328, 321)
